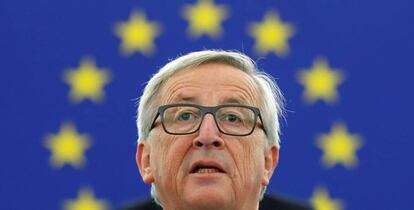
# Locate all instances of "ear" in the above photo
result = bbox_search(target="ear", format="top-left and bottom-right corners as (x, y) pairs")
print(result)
(136, 141), (155, 184)
(261, 145), (279, 186)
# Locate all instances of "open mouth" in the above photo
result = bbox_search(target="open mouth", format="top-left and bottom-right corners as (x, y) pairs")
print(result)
(192, 166), (224, 174)
(190, 161), (225, 174)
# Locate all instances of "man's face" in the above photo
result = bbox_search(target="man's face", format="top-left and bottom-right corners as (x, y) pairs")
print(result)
(137, 63), (279, 210)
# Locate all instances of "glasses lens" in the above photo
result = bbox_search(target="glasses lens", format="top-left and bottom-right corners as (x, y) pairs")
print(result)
(162, 106), (201, 134)
(216, 106), (256, 135)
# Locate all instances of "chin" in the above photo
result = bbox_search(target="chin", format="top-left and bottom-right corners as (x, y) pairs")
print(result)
(183, 186), (233, 209)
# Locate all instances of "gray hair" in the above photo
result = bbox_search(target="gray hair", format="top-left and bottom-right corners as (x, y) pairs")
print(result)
(136, 50), (285, 205)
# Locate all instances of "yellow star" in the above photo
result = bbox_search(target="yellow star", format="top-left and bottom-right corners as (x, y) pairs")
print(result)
(64, 188), (109, 210)
(64, 58), (111, 103)
(298, 58), (343, 104)
(248, 11), (294, 56)
(316, 122), (362, 169)
(115, 11), (161, 55)
(311, 187), (344, 210)
(44, 122), (91, 168)
(182, 0), (229, 39)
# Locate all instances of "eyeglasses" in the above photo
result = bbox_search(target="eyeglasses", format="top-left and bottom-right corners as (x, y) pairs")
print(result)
(150, 104), (266, 136)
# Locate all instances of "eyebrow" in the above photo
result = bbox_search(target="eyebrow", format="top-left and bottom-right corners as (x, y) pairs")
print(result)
(173, 96), (197, 103)
(222, 97), (244, 104)
(171, 95), (246, 105)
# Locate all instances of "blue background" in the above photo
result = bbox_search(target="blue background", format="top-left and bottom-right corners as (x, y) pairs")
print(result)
(0, 0), (413, 209)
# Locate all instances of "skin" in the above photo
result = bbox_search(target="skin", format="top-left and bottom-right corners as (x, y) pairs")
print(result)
(136, 63), (279, 210)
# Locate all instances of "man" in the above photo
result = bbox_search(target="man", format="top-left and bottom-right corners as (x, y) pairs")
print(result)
(125, 50), (312, 210)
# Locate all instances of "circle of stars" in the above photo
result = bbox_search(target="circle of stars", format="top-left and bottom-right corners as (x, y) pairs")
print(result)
(41, 1), (366, 209)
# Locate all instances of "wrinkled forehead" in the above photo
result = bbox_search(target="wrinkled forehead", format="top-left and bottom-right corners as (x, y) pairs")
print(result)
(157, 63), (261, 107)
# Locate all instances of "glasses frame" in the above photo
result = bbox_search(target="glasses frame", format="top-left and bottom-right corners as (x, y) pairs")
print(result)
(150, 103), (266, 136)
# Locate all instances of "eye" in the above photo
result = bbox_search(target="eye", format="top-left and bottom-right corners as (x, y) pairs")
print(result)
(178, 112), (194, 121)
(224, 114), (241, 123)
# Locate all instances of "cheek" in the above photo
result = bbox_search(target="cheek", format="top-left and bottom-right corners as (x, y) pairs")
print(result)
(244, 142), (264, 177)
(151, 133), (191, 190)
(230, 137), (265, 189)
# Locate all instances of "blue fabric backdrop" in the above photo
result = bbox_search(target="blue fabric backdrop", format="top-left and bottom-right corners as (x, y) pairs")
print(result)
(1, 0), (413, 209)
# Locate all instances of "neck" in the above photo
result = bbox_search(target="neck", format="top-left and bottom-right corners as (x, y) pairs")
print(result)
(162, 201), (259, 210)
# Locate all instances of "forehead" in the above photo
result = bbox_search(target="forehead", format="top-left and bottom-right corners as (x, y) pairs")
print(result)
(158, 63), (260, 106)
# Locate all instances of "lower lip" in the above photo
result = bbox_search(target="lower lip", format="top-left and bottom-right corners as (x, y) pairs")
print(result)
(190, 172), (225, 179)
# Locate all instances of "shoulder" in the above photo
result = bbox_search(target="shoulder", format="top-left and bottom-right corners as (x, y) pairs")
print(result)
(117, 198), (162, 210)
(117, 194), (313, 210)
(260, 194), (313, 210)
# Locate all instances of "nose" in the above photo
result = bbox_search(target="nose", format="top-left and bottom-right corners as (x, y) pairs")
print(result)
(193, 113), (225, 149)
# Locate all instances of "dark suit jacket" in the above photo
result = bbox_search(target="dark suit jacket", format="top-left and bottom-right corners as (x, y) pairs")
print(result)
(118, 194), (313, 210)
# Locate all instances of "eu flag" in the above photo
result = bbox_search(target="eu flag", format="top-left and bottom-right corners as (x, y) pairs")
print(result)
(1, 0), (413, 209)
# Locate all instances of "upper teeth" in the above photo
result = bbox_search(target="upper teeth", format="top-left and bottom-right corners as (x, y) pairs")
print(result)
(196, 167), (219, 173)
